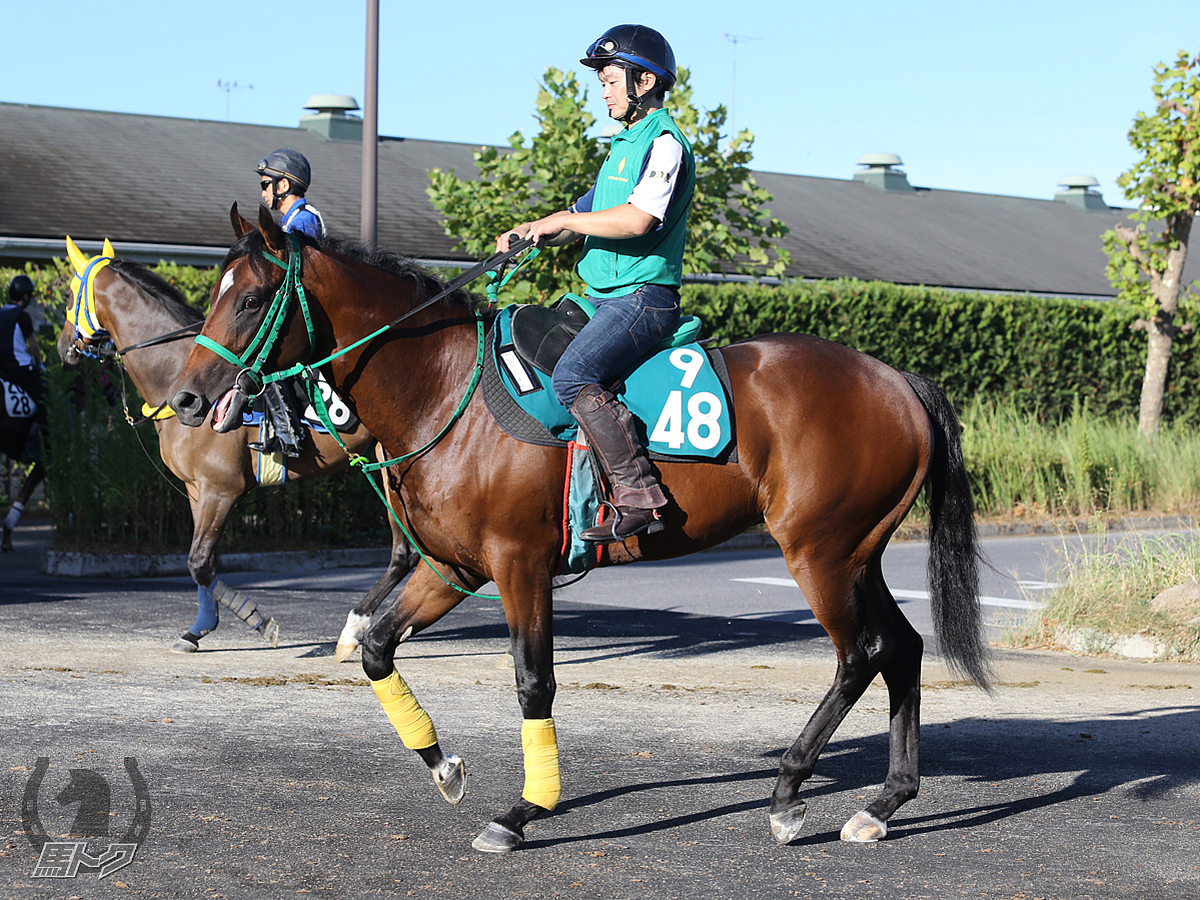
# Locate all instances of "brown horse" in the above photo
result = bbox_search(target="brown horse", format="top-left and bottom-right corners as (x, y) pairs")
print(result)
(168, 204), (989, 853)
(57, 238), (418, 657)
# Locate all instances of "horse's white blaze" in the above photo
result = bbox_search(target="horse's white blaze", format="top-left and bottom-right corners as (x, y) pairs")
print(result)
(216, 269), (236, 305)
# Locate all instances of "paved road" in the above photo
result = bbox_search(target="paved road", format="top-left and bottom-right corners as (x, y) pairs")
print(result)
(1, 520), (1198, 899)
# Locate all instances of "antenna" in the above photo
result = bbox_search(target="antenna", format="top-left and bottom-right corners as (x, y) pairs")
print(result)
(215, 80), (254, 121)
(722, 32), (761, 139)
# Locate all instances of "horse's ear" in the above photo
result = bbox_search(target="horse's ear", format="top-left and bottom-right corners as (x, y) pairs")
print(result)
(257, 202), (288, 259)
(65, 236), (88, 274)
(102, 238), (115, 258)
(230, 202), (255, 238)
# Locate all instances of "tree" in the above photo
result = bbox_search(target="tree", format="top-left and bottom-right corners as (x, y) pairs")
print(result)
(427, 67), (789, 303)
(1103, 51), (1200, 441)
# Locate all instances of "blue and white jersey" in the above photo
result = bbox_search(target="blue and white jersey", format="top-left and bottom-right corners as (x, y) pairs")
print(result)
(282, 200), (327, 239)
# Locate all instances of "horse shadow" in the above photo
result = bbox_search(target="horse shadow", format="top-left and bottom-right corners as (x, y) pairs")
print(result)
(515, 702), (1200, 850)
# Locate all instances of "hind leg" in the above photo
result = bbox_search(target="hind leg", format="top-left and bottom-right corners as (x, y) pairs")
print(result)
(768, 556), (922, 844)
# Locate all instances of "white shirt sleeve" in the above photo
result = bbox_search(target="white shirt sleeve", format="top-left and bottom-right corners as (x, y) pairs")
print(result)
(627, 134), (684, 226)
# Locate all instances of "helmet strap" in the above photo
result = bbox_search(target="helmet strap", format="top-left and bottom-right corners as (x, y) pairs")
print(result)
(620, 66), (645, 123)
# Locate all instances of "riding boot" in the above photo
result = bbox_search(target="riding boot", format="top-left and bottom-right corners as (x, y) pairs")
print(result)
(249, 382), (305, 457)
(570, 383), (666, 543)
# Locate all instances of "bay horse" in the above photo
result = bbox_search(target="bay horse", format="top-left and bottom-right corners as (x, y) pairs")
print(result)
(168, 204), (989, 853)
(57, 237), (418, 658)
(1, 383), (45, 553)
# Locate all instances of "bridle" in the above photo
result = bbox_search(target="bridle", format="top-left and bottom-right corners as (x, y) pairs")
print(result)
(190, 231), (537, 600)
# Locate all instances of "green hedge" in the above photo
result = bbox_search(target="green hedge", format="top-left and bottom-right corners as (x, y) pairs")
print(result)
(682, 279), (1198, 425)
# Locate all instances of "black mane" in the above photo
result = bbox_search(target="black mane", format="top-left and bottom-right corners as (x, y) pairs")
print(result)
(223, 230), (491, 317)
(109, 259), (203, 326)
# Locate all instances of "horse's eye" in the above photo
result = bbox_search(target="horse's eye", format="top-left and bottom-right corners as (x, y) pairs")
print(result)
(243, 294), (263, 311)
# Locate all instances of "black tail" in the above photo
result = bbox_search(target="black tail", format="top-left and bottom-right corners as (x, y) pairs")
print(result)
(903, 372), (992, 690)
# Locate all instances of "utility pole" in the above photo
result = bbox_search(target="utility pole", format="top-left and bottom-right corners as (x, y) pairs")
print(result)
(361, 0), (380, 245)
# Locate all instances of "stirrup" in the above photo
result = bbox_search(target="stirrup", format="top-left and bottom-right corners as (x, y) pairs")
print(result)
(580, 504), (664, 543)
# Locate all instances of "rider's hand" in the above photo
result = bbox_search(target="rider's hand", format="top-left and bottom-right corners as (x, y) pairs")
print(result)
(495, 228), (529, 253)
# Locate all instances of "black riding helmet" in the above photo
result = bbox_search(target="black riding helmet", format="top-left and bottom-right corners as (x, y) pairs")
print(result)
(8, 274), (34, 302)
(254, 149), (312, 194)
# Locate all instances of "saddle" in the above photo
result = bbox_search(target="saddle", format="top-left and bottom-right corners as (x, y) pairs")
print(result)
(510, 294), (703, 377)
(484, 296), (734, 462)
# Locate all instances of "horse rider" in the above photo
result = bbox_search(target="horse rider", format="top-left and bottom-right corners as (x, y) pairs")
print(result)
(1, 274), (47, 432)
(496, 24), (695, 542)
(255, 149), (327, 239)
(250, 149), (326, 455)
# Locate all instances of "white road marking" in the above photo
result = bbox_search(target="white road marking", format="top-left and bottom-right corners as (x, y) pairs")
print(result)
(731, 577), (1045, 610)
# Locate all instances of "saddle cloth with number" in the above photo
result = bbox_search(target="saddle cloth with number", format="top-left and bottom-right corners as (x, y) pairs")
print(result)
(482, 299), (735, 462)
(1, 376), (36, 420)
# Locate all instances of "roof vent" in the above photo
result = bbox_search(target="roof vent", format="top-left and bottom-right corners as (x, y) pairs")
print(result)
(853, 153), (914, 192)
(1054, 175), (1108, 211)
(299, 94), (362, 142)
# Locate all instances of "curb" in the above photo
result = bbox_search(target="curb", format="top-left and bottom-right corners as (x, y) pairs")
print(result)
(38, 514), (1200, 579)
(43, 546), (393, 579)
(42, 531), (781, 578)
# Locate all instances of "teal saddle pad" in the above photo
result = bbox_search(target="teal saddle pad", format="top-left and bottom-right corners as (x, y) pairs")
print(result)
(482, 300), (734, 461)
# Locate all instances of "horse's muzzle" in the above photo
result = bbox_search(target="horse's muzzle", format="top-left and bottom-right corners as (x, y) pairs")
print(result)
(170, 388), (210, 428)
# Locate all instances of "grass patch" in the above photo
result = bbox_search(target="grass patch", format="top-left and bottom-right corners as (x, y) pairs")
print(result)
(960, 397), (1200, 521)
(1009, 527), (1200, 660)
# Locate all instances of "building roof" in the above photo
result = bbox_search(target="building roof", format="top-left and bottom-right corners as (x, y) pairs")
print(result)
(0, 100), (1183, 297)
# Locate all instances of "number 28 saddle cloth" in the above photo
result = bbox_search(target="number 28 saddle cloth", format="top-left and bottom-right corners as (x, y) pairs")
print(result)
(481, 294), (735, 463)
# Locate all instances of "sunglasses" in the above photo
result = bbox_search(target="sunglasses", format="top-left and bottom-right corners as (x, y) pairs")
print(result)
(260, 180), (275, 191)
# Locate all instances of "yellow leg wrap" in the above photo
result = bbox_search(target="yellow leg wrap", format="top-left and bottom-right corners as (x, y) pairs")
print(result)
(370, 670), (438, 750)
(521, 718), (561, 811)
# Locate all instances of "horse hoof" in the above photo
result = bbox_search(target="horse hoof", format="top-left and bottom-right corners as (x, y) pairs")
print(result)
(471, 821), (522, 854)
(840, 811), (887, 843)
(768, 803), (808, 844)
(334, 640), (360, 663)
(1, 528), (11, 552)
(169, 633), (199, 657)
(258, 618), (280, 648)
(432, 754), (466, 805)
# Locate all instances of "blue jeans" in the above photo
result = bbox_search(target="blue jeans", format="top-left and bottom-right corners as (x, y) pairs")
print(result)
(552, 284), (682, 410)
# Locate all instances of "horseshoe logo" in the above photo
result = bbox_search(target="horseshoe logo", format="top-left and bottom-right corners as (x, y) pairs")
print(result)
(21, 757), (151, 875)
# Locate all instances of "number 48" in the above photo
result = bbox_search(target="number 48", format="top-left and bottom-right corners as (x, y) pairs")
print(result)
(649, 349), (722, 451)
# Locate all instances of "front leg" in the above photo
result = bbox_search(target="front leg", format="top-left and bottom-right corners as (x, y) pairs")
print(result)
(361, 563), (474, 804)
(472, 562), (559, 853)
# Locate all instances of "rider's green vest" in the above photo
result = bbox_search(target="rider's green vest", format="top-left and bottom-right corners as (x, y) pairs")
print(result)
(577, 108), (695, 298)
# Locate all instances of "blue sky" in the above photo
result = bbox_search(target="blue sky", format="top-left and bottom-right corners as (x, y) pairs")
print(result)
(9, 1), (1200, 205)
